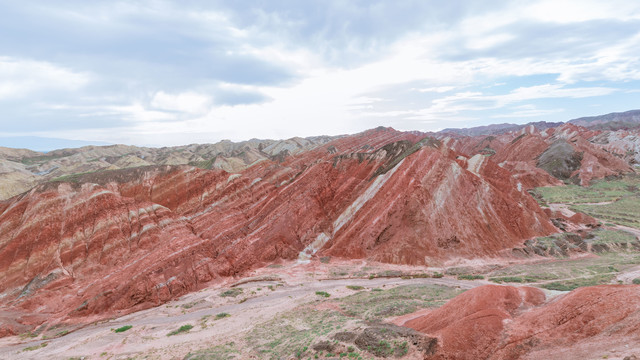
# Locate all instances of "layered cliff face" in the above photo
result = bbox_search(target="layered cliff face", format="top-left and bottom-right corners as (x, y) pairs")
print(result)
(404, 284), (640, 360)
(442, 123), (634, 188)
(0, 128), (558, 334)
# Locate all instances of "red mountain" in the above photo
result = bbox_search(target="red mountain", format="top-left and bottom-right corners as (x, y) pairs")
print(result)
(0, 128), (557, 335)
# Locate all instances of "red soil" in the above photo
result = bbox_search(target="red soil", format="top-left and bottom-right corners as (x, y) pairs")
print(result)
(404, 284), (640, 359)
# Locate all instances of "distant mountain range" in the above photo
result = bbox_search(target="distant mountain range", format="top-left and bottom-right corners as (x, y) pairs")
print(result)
(439, 109), (640, 136)
(439, 121), (564, 137)
(0, 136), (111, 152)
(568, 109), (640, 130)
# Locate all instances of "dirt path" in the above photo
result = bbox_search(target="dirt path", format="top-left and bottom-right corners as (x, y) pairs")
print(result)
(0, 276), (480, 360)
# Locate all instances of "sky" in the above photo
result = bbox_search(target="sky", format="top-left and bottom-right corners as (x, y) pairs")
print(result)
(1, 0), (640, 147)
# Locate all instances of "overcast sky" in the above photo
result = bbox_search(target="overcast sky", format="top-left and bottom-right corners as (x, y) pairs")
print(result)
(1, 0), (640, 147)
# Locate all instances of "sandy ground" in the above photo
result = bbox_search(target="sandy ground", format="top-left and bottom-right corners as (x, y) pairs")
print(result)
(0, 260), (481, 360)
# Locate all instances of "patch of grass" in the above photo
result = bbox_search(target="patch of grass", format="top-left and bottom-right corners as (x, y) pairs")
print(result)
(367, 339), (408, 357)
(114, 325), (132, 333)
(188, 157), (216, 170)
(56, 330), (69, 337)
(533, 175), (640, 204)
(315, 291), (331, 298)
(346, 285), (364, 291)
(219, 288), (243, 297)
(19, 332), (38, 339)
(338, 284), (462, 321)
(50, 171), (95, 183)
(410, 273), (430, 278)
(572, 197), (640, 229)
(540, 274), (615, 291)
(487, 252), (639, 286)
(432, 272), (444, 278)
(489, 276), (526, 283)
(533, 175), (640, 229)
(167, 324), (194, 336)
(319, 256), (331, 264)
(181, 300), (204, 309)
(244, 283), (461, 359)
(23, 342), (48, 351)
(588, 228), (638, 245)
(184, 341), (240, 360)
(457, 274), (484, 280)
(376, 270), (404, 278)
(247, 308), (349, 359)
(329, 267), (350, 277)
(632, 278), (640, 285)
(215, 312), (231, 320)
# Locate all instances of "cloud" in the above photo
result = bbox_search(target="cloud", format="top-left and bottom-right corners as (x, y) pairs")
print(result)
(2, 1), (640, 145)
(0, 57), (90, 100)
(151, 91), (211, 114)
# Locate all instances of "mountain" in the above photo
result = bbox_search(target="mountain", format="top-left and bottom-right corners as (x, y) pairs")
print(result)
(439, 123), (633, 187)
(0, 127), (558, 335)
(569, 109), (640, 130)
(439, 121), (563, 137)
(0, 117), (639, 349)
(0, 137), (112, 153)
(0, 136), (337, 200)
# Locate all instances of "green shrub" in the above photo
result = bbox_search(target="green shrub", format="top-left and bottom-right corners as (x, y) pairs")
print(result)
(411, 273), (430, 278)
(215, 312), (231, 320)
(457, 274), (484, 280)
(489, 276), (524, 283)
(315, 291), (330, 297)
(114, 325), (132, 333)
(220, 288), (243, 297)
(432, 272), (444, 278)
(23, 342), (48, 351)
(346, 285), (364, 290)
(632, 278), (640, 285)
(167, 324), (194, 336)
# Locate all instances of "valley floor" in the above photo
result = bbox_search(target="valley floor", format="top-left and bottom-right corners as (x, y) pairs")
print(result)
(1, 250), (639, 360)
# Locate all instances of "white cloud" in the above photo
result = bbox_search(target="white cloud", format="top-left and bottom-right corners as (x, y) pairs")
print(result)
(4, 1), (640, 145)
(413, 86), (457, 93)
(108, 103), (175, 122)
(525, 0), (640, 23)
(0, 57), (90, 100)
(491, 108), (564, 118)
(359, 84), (616, 123)
(150, 91), (212, 114)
